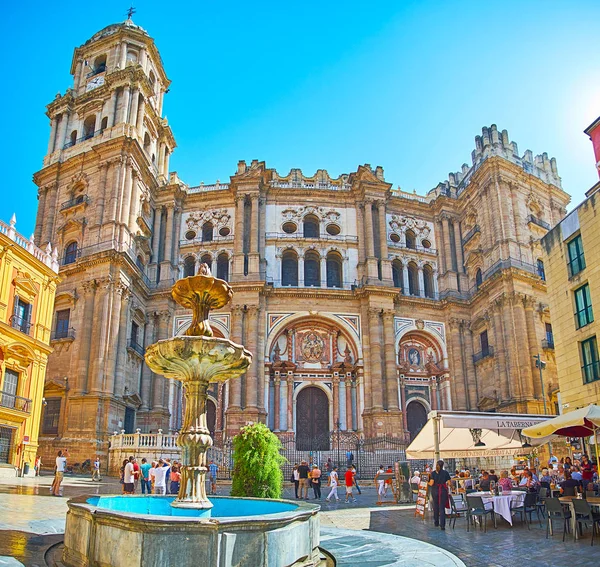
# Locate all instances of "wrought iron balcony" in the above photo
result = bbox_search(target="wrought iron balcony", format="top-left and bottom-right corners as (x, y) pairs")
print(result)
(527, 215), (551, 231)
(472, 346), (494, 363)
(127, 339), (145, 357)
(9, 315), (31, 335)
(0, 391), (31, 413)
(62, 129), (103, 149)
(86, 65), (106, 78)
(542, 338), (555, 350)
(61, 195), (90, 211)
(52, 327), (76, 341)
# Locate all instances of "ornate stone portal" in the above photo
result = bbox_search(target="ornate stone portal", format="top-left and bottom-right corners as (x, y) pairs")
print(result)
(145, 264), (252, 508)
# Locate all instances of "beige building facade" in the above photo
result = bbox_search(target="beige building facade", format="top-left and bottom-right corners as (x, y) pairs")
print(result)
(0, 215), (59, 476)
(34, 19), (571, 464)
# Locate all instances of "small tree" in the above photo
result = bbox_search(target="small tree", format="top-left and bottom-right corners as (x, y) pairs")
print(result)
(231, 422), (286, 498)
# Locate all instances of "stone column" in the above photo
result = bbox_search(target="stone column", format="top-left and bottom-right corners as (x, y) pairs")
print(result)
(227, 306), (243, 410)
(47, 117), (58, 155)
(448, 318), (467, 410)
(129, 88), (139, 127)
(378, 201), (392, 282)
(320, 256), (327, 287)
(113, 291), (131, 397)
(56, 113), (68, 150)
(364, 200), (375, 258)
(152, 311), (171, 410)
(287, 372), (294, 431)
(433, 270), (439, 297)
(119, 163), (133, 242)
(417, 265), (425, 297)
(523, 295), (542, 399)
(298, 256), (304, 287)
(462, 322), (478, 410)
(441, 215), (453, 273)
(345, 373), (352, 430)
(368, 308), (384, 410)
(501, 297), (521, 401)
(490, 302), (511, 402)
(244, 306), (259, 413)
(41, 184), (58, 247)
(383, 309), (399, 410)
(356, 203), (366, 279)
(34, 187), (47, 244)
(453, 219), (464, 272)
(95, 162), (110, 226)
(136, 95), (146, 134)
(280, 378), (288, 431)
(120, 85), (131, 123)
(128, 170), (139, 231)
(250, 194), (259, 254)
(402, 259), (410, 294)
(109, 90), (118, 127)
(162, 205), (174, 265)
(232, 195), (245, 277)
(273, 377), (280, 431)
(75, 281), (97, 394)
(90, 278), (113, 393)
(73, 59), (83, 92)
(333, 376), (340, 427)
(139, 313), (155, 409)
(339, 376), (347, 430)
(513, 295), (534, 400)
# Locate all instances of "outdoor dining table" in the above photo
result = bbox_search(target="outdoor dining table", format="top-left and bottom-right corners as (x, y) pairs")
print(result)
(558, 495), (600, 541)
(469, 491), (526, 526)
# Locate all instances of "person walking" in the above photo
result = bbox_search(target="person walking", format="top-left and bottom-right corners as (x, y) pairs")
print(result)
(34, 455), (42, 477)
(326, 466), (339, 502)
(298, 461), (310, 499)
(375, 465), (386, 504)
(428, 460), (451, 530)
(132, 457), (140, 493)
(140, 458), (152, 494)
(311, 464), (322, 499)
(344, 466), (357, 503)
(208, 460), (218, 495)
(51, 450), (68, 496)
(292, 464), (300, 499)
(351, 465), (362, 495)
(91, 456), (101, 481)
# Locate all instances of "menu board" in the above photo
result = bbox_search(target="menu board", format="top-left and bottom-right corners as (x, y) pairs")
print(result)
(414, 473), (430, 519)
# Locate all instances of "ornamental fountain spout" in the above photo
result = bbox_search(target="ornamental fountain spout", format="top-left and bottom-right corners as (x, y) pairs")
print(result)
(145, 264), (252, 509)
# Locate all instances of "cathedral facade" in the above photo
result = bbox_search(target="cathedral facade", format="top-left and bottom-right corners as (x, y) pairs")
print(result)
(34, 20), (571, 463)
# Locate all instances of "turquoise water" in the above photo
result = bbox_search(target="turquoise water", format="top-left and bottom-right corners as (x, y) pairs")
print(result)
(86, 496), (299, 518)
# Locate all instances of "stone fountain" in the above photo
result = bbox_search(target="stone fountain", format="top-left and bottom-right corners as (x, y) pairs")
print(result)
(145, 263), (252, 510)
(60, 266), (327, 567)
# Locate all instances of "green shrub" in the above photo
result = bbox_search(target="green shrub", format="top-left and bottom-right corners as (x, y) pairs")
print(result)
(230, 422), (286, 498)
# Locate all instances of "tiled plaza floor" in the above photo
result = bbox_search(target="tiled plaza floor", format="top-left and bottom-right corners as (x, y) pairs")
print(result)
(369, 508), (599, 567)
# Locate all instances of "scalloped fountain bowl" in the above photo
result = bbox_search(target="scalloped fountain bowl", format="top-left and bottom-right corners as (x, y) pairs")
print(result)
(63, 495), (323, 567)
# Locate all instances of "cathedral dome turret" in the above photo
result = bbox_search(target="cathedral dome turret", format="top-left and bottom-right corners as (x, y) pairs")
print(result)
(85, 18), (148, 45)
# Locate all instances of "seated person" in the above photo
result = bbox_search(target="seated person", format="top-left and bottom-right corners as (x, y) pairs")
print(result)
(498, 471), (513, 492)
(559, 471), (580, 495)
(571, 466), (583, 482)
(539, 468), (552, 488)
(479, 471), (491, 491)
(519, 470), (539, 491)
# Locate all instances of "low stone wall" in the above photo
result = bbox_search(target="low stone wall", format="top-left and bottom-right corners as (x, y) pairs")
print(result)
(63, 495), (322, 567)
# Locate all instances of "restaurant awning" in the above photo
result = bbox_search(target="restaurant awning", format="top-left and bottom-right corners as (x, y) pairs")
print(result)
(406, 410), (552, 461)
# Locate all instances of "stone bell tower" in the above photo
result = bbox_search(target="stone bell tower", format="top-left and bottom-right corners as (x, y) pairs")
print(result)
(34, 17), (178, 463)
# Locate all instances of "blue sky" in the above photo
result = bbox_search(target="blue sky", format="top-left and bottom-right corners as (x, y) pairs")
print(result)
(2, 1), (600, 238)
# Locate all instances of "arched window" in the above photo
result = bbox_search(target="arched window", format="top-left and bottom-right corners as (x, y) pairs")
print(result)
(408, 262), (419, 296)
(392, 259), (403, 290)
(326, 252), (343, 288)
(183, 256), (195, 277)
(143, 133), (151, 153)
(304, 251), (321, 287)
(423, 265), (434, 298)
(93, 55), (106, 75)
(537, 259), (546, 281)
(405, 230), (416, 249)
(100, 116), (108, 131)
(63, 241), (78, 265)
(202, 222), (213, 242)
(475, 268), (483, 289)
(281, 250), (298, 286)
(136, 255), (145, 271)
(83, 116), (96, 139)
(69, 130), (77, 146)
(217, 253), (229, 281)
(303, 215), (320, 238)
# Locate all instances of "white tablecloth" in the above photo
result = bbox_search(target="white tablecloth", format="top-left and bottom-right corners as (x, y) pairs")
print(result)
(470, 491), (526, 525)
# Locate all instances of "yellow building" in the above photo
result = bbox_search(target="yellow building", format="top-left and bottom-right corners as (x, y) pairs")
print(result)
(0, 214), (59, 476)
(541, 181), (600, 411)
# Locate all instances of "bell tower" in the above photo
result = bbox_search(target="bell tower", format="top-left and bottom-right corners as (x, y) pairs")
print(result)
(34, 18), (178, 463)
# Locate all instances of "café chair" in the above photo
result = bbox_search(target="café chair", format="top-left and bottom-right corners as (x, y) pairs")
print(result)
(465, 495), (495, 533)
(511, 492), (541, 529)
(448, 494), (468, 530)
(545, 498), (572, 542)
(572, 499), (600, 546)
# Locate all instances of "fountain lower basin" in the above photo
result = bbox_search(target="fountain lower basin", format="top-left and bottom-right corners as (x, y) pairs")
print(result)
(62, 495), (322, 567)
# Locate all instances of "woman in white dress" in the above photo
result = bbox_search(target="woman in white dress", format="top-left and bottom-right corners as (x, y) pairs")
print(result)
(326, 466), (339, 502)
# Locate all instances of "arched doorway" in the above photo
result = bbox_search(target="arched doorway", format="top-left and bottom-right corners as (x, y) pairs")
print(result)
(406, 400), (428, 441)
(207, 399), (216, 438)
(296, 387), (329, 450)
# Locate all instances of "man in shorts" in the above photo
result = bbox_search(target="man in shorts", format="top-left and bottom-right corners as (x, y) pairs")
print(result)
(344, 466), (357, 503)
(51, 450), (68, 496)
(123, 456), (135, 494)
(153, 459), (167, 494)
